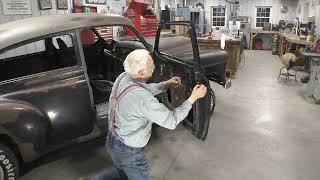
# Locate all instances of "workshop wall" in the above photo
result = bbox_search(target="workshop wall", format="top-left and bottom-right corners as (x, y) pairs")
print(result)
(160, 0), (297, 29)
(160, 0), (299, 49)
(237, 0), (297, 26)
(160, 0), (183, 10)
(0, 0), (127, 24)
(295, 0), (320, 33)
(0, 0), (72, 24)
(296, 0), (317, 23)
(83, 0), (126, 15)
(316, 1), (320, 34)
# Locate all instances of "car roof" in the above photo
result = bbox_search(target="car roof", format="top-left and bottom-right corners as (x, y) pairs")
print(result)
(0, 13), (134, 51)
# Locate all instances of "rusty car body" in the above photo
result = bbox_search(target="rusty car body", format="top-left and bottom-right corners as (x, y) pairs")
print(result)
(0, 13), (230, 179)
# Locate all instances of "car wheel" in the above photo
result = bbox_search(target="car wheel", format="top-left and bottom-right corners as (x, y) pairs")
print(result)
(0, 143), (19, 180)
(210, 88), (216, 115)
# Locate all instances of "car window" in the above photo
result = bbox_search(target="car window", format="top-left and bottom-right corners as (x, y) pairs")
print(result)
(0, 33), (77, 82)
(158, 25), (195, 61)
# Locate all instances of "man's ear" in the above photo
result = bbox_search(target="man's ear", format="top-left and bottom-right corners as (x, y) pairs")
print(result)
(138, 70), (144, 77)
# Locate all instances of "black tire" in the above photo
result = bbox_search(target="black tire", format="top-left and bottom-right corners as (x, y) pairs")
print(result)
(210, 88), (216, 115)
(0, 143), (19, 180)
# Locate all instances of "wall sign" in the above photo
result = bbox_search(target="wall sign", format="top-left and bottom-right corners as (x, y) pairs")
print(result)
(2, 0), (32, 15)
(85, 0), (106, 5)
(57, 0), (68, 9)
(39, 0), (52, 10)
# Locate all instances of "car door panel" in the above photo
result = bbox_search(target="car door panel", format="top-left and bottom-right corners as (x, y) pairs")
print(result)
(152, 53), (193, 108)
(0, 67), (95, 144)
(152, 49), (212, 140)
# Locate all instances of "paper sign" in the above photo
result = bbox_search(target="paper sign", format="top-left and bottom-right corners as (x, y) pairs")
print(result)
(2, 0), (32, 15)
(85, 0), (106, 5)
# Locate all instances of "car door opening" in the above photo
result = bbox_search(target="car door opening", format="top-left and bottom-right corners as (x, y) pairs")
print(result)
(79, 26), (150, 124)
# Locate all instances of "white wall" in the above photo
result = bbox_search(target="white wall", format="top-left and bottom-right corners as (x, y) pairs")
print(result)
(194, 0), (297, 29)
(0, 0), (128, 25)
(84, 0), (127, 15)
(160, 0), (183, 10)
(0, 0), (72, 24)
(296, 0), (318, 23)
(160, 0), (300, 49)
(238, 0), (297, 26)
(161, 0), (298, 29)
(316, 0), (320, 33)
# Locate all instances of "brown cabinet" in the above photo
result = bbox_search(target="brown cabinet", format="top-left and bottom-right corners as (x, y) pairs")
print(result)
(198, 38), (242, 77)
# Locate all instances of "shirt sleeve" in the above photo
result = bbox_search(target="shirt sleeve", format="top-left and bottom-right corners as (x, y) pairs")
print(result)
(139, 94), (193, 130)
(142, 82), (168, 95)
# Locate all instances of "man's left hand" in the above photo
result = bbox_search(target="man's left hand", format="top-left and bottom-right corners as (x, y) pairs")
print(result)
(166, 77), (181, 88)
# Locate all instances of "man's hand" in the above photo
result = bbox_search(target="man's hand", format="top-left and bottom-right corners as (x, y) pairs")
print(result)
(166, 77), (181, 88)
(187, 84), (207, 104)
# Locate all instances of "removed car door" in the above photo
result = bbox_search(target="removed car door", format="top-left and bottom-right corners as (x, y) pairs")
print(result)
(153, 22), (212, 140)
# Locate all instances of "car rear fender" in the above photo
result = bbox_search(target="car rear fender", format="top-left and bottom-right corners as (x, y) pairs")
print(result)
(0, 99), (52, 162)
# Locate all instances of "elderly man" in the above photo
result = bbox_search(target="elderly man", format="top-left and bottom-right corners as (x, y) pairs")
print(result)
(92, 49), (207, 180)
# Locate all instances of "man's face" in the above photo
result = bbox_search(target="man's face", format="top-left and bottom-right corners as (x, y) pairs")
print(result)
(139, 57), (154, 82)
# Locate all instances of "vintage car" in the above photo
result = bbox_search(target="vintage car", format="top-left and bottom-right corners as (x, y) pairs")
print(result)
(0, 13), (230, 179)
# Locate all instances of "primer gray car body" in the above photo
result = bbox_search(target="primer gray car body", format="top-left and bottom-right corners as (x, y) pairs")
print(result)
(0, 13), (229, 178)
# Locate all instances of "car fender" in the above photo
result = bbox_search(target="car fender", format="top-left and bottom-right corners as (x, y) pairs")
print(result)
(0, 99), (52, 162)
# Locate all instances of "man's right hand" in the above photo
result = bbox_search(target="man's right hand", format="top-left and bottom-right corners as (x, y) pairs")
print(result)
(187, 84), (207, 104)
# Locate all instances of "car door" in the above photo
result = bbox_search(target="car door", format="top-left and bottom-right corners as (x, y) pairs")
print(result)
(152, 22), (212, 140)
(0, 31), (95, 145)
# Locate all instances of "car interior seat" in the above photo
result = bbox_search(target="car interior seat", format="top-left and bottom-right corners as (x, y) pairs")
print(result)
(56, 37), (68, 49)
(56, 37), (76, 67)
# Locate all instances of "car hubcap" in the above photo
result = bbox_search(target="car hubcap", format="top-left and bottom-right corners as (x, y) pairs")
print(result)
(0, 165), (4, 180)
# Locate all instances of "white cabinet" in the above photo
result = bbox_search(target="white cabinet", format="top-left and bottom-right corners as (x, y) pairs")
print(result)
(307, 58), (320, 103)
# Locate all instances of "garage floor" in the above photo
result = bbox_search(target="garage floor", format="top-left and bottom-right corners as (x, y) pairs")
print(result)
(21, 50), (320, 180)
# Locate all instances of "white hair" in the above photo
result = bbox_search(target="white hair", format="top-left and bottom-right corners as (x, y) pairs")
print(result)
(123, 49), (152, 75)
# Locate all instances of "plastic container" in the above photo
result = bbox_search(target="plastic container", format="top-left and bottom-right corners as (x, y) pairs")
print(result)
(254, 38), (263, 50)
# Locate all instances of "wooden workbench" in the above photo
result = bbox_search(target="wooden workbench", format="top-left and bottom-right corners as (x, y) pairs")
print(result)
(278, 33), (313, 56)
(197, 37), (242, 77)
(250, 30), (278, 50)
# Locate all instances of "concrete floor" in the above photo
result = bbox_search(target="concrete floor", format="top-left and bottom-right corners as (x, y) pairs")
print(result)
(21, 50), (320, 180)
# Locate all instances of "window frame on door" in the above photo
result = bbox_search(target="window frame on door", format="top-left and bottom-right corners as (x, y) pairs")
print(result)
(211, 6), (227, 27)
(0, 30), (81, 83)
(255, 6), (272, 28)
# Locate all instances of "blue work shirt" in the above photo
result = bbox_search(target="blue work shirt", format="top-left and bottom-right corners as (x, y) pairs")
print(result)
(109, 74), (193, 148)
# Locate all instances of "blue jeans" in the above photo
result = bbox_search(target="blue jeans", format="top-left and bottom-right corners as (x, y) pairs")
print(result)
(92, 133), (150, 180)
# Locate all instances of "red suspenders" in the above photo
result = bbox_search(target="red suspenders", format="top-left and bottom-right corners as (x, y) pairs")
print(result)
(108, 73), (141, 137)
